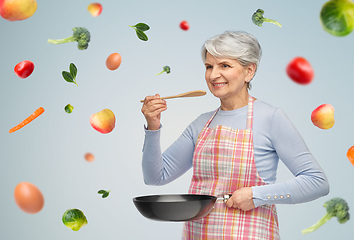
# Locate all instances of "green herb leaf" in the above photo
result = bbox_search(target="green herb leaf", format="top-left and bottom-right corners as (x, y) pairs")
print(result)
(135, 29), (148, 41)
(64, 104), (74, 114)
(62, 71), (74, 83)
(69, 63), (77, 79)
(133, 23), (150, 31)
(62, 63), (78, 86)
(98, 189), (111, 198)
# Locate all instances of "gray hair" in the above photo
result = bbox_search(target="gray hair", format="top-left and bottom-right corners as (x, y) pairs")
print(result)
(201, 31), (262, 89)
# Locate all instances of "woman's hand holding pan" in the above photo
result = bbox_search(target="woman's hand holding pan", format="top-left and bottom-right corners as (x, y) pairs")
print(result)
(141, 94), (167, 131)
(226, 187), (255, 211)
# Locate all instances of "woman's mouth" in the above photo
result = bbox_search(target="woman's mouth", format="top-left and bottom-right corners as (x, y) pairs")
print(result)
(212, 82), (227, 88)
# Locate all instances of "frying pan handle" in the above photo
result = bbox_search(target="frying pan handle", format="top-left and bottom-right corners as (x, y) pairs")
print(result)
(217, 194), (232, 203)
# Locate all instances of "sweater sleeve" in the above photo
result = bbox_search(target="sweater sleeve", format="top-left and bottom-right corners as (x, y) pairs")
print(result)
(142, 123), (196, 185)
(251, 109), (330, 207)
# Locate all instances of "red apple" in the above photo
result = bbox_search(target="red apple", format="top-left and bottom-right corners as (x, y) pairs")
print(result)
(87, 3), (102, 17)
(90, 109), (115, 134)
(0, 0), (37, 21)
(311, 104), (335, 129)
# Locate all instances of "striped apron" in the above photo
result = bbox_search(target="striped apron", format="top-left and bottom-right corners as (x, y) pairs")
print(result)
(182, 96), (280, 239)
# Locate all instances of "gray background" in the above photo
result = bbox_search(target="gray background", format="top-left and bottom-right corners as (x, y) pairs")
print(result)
(1, 0), (353, 239)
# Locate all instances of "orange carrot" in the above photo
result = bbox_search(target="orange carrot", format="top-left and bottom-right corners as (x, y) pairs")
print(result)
(9, 107), (45, 133)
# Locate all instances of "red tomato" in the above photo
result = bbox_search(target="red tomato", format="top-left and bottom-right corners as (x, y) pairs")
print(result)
(180, 20), (189, 31)
(14, 60), (35, 79)
(286, 57), (314, 85)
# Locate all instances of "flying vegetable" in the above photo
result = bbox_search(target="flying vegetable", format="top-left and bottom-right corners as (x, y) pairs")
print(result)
(252, 9), (282, 27)
(98, 189), (111, 198)
(156, 66), (171, 75)
(62, 208), (88, 231)
(302, 197), (350, 234)
(129, 23), (150, 41)
(64, 104), (74, 114)
(320, 0), (354, 37)
(62, 63), (78, 86)
(48, 27), (91, 50)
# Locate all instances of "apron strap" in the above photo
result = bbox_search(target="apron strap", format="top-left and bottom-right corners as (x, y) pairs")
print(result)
(246, 95), (254, 130)
(204, 108), (219, 128)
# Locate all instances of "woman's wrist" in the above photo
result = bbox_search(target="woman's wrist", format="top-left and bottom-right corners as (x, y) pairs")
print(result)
(147, 125), (160, 131)
(144, 124), (162, 131)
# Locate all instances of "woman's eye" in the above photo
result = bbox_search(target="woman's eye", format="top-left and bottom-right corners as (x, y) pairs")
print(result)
(222, 64), (230, 68)
(206, 65), (212, 69)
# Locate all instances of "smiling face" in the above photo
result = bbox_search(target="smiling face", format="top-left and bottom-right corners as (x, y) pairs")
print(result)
(204, 52), (255, 110)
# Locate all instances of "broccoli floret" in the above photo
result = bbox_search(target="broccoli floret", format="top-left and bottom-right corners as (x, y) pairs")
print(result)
(302, 197), (350, 234)
(252, 9), (282, 27)
(156, 66), (171, 75)
(48, 27), (91, 50)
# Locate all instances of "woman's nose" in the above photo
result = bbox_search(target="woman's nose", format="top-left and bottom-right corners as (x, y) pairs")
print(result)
(209, 67), (221, 80)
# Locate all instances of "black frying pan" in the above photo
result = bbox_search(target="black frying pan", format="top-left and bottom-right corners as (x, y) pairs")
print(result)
(133, 194), (231, 222)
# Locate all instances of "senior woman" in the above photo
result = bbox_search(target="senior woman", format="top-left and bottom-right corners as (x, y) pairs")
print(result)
(140, 31), (329, 239)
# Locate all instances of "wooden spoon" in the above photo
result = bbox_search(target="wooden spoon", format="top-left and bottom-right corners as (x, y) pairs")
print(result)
(140, 90), (206, 103)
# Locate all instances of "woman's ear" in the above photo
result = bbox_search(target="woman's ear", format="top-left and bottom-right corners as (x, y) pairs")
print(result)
(246, 63), (256, 82)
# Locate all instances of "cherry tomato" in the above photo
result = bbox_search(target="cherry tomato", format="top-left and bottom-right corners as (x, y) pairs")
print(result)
(286, 57), (314, 85)
(14, 60), (35, 79)
(180, 20), (189, 31)
(347, 146), (354, 166)
(106, 53), (122, 70)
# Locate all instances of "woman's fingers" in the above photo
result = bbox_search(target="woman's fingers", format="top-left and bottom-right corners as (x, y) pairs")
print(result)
(226, 187), (255, 211)
(226, 198), (240, 209)
(143, 94), (161, 104)
(225, 198), (235, 208)
(142, 97), (167, 117)
(143, 94), (165, 108)
(144, 99), (167, 112)
(141, 94), (167, 130)
(144, 105), (166, 120)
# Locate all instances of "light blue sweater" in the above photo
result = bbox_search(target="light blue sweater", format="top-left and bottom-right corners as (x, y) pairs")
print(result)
(142, 99), (329, 207)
